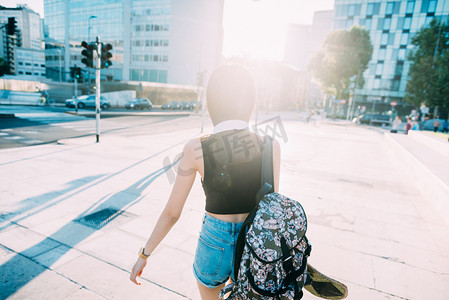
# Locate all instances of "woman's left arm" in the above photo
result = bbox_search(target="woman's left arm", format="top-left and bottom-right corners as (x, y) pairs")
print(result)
(130, 139), (199, 285)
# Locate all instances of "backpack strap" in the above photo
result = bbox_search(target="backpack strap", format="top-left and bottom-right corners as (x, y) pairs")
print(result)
(234, 135), (275, 277)
(255, 135), (275, 202)
(233, 206), (258, 277)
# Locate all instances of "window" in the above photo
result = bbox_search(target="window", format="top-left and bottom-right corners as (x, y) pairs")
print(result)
(398, 48), (406, 60)
(40, 64), (45, 67)
(34, 73), (39, 76)
(386, 2), (394, 15)
(395, 62), (404, 76)
(364, 18), (372, 30)
(383, 18), (391, 30)
(406, 1), (415, 14)
(25, 63), (31, 66)
(388, 33), (396, 45)
(428, 0), (437, 13)
(146, 25), (150, 31)
(374, 78), (381, 89)
(366, 3), (374, 15)
(403, 17), (412, 30)
(18, 62), (23, 65)
(381, 33), (388, 45)
(26, 72), (32, 75)
(348, 5), (356, 16)
(392, 79), (401, 91)
(34, 64), (38, 67)
(378, 48), (386, 60)
(376, 63), (384, 75)
(400, 33), (409, 45)
(421, 0), (437, 13)
(19, 71), (23, 74)
(425, 16), (434, 25)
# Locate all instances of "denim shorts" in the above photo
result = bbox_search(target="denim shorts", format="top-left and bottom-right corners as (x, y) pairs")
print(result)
(193, 213), (244, 288)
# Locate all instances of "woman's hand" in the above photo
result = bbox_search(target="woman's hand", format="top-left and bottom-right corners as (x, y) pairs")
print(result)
(130, 257), (147, 285)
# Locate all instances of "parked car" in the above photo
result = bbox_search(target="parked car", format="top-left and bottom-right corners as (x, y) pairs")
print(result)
(359, 114), (391, 126)
(65, 96), (87, 108)
(179, 101), (193, 110)
(421, 119), (446, 131)
(125, 98), (152, 110)
(65, 95), (110, 109)
(162, 101), (180, 110)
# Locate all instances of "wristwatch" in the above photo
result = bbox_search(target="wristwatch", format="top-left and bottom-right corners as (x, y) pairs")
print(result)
(138, 247), (151, 259)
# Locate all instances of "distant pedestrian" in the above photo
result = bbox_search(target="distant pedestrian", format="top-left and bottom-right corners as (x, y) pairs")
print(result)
(405, 117), (412, 134)
(433, 119), (440, 132)
(412, 120), (419, 130)
(390, 116), (402, 133)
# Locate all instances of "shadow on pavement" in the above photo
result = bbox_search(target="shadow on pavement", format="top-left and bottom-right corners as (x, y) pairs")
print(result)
(0, 167), (169, 299)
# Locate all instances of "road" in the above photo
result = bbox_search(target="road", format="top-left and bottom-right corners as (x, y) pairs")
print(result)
(0, 105), (191, 149)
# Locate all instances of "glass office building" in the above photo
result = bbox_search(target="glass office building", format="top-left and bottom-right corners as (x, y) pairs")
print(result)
(333, 0), (449, 107)
(44, 0), (223, 84)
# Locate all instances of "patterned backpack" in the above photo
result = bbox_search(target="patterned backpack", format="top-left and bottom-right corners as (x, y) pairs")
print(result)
(220, 136), (311, 300)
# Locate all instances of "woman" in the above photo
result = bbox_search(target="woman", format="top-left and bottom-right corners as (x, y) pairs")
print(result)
(129, 64), (280, 299)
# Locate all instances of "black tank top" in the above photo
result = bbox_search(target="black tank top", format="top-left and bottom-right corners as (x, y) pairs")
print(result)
(201, 129), (262, 214)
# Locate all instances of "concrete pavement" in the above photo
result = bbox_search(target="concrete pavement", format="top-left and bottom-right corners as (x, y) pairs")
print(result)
(0, 112), (448, 299)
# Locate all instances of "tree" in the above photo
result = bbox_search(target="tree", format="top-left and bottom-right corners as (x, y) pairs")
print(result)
(0, 57), (7, 76)
(308, 26), (373, 99)
(405, 19), (449, 112)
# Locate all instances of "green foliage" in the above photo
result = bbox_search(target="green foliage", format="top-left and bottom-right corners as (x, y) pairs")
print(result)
(308, 26), (373, 99)
(405, 20), (449, 110)
(0, 57), (8, 76)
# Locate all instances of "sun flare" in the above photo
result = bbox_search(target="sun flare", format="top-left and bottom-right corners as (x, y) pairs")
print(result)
(223, 0), (289, 61)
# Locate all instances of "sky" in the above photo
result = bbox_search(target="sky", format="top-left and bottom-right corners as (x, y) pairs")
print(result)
(2, 0), (335, 61)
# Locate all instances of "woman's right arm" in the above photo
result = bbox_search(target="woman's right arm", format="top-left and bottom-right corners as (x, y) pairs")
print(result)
(129, 139), (199, 285)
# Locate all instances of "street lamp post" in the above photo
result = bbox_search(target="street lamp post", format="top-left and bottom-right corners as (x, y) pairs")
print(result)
(56, 49), (62, 82)
(87, 16), (97, 94)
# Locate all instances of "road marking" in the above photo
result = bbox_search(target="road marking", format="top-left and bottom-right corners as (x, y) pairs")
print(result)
(4, 136), (22, 140)
(0, 132), (9, 136)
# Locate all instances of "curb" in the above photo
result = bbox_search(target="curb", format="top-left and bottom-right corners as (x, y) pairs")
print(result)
(384, 132), (449, 227)
(0, 113), (15, 118)
(63, 111), (193, 117)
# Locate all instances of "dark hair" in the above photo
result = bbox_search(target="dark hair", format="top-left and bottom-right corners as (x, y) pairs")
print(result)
(206, 64), (256, 126)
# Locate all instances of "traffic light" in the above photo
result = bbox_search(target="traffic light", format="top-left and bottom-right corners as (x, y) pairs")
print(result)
(75, 67), (81, 79)
(70, 66), (82, 81)
(100, 43), (113, 69)
(81, 41), (96, 68)
(6, 17), (17, 35)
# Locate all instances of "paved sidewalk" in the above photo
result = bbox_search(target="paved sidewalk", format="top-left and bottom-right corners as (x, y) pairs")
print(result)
(1, 113), (448, 299)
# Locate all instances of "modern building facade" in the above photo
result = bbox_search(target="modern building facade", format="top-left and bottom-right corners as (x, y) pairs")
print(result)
(0, 5), (44, 77)
(333, 0), (449, 108)
(43, 0), (223, 85)
(15, 48), (46, 78)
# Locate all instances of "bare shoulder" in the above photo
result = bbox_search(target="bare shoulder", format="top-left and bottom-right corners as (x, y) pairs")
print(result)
(183, 137), (202, 154)
(182, 138), (202, 167)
